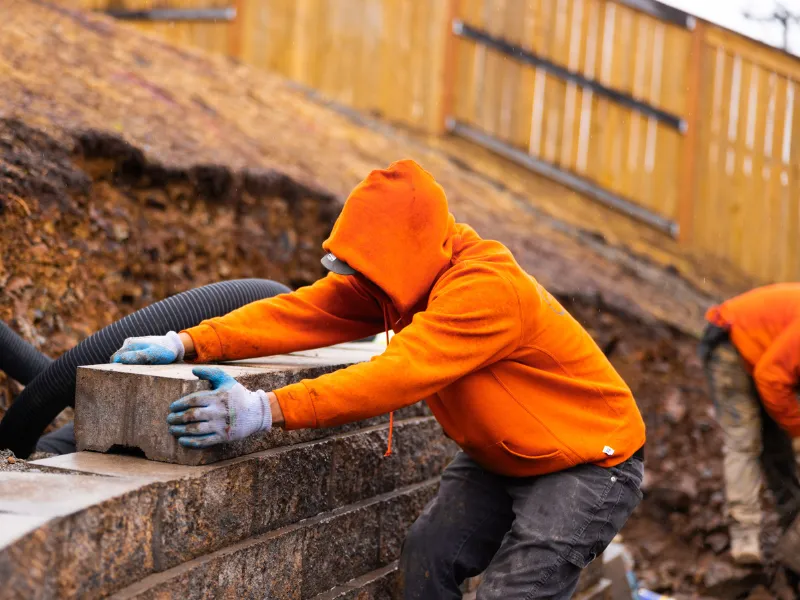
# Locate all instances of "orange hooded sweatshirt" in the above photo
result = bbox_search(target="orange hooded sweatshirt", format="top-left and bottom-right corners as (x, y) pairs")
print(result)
(706, 283), (800, 437)
(184, 160), (646, 477)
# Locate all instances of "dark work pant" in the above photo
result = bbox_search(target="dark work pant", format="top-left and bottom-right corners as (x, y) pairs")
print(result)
(399, 451), (644, 600)
(35, 421), (76, 455)
(759, 401), (800, 530)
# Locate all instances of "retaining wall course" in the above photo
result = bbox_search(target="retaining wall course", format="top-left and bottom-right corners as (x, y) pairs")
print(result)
(3, 417), (452, 597)
(111, 480), (438, 600)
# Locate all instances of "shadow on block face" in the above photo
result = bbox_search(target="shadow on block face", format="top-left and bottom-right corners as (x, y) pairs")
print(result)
(106, 444), (147, 459)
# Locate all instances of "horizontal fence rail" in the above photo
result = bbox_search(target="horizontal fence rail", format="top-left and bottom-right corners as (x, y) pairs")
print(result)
(615, 0), (695, 28)
(452, 19), (686, 132)
(104, 7), (236, 21)
(448, 120), (680, 235)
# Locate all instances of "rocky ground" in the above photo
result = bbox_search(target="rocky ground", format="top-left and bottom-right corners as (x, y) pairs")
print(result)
(0, 449), (60, 472)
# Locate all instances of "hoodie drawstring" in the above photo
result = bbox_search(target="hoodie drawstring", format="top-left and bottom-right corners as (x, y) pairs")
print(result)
(382, 303), (394, 457)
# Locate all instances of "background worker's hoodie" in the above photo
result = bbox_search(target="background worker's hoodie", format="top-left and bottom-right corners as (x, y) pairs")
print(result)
(185, 160), (646, 477)
(706, 283), (800, 437)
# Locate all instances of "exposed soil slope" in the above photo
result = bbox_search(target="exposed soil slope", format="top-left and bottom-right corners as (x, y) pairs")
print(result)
(1, 0), (721, 335)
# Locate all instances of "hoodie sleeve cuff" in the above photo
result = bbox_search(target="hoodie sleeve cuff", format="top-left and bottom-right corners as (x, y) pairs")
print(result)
(181, 324), (224, 363)
(275, 382), (318, 430)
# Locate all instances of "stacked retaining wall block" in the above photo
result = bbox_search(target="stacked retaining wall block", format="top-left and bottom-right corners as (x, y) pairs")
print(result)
(0, 343), (456, 599)
(0, 342), (611, 598)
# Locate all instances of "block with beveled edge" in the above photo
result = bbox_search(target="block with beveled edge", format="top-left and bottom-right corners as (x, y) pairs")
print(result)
(75, 343), (386, 465)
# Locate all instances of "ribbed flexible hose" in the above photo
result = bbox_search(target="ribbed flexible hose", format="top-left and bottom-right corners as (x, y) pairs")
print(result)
(0, 279), (290, 458)
(0, 321), (53, 385)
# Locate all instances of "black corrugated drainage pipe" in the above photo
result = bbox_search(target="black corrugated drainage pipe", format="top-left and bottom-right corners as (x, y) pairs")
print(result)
(0, 321), (53, 386)
(0, 279), (290, 458)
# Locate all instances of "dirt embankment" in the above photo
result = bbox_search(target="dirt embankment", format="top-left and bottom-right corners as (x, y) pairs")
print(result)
(1, 0), (723, 336)
(0, 117), (337, 422)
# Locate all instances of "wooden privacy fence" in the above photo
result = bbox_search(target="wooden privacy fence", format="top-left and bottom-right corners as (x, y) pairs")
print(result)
(447, 0), (800, 284)
(64, 0), (800, 283)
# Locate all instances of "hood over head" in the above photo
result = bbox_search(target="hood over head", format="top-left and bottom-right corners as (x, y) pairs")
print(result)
(322, 159), (456, 313)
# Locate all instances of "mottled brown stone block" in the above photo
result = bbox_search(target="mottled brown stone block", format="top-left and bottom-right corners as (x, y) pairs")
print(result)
(249, 438), (335, 535)
(0, 521), (61, 600)
(113, 480), (437, 600)
(378, 480), (438, 564)
(154, 460), (257, 569)
(301, 502), (381, 598)
(391, 418), (455, 488)
(0, 480), (163, 599)
(121, 529), (305, 600)
(311, 562), (402, 600)
(329, 418), (455, 507)
(57, 485), (161, 597)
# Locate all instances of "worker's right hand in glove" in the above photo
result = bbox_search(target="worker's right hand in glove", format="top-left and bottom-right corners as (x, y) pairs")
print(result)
(110, 331), (185, 365)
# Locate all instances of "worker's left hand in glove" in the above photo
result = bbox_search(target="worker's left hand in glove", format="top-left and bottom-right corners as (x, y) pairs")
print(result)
(110, 331), (185, 365)
(167, 367), (272, 448)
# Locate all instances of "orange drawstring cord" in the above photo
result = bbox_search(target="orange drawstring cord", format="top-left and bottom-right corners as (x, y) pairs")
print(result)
(382, 305), (394, 457)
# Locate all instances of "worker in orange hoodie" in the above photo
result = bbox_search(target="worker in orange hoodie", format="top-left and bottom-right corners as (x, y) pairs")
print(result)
(112, 160), (646, 599)
(700, 284), (800, 566)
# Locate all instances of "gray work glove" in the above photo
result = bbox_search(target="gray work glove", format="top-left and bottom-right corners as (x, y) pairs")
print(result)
(167, 367), (273, 448)
(110, 331), (185, 365)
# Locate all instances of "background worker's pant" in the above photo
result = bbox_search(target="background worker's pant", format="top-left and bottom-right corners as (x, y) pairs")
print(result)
(706, 342), (800, 530)
(399, 451), (643, 600)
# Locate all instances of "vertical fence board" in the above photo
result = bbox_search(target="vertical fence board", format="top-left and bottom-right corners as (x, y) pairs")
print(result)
(785, 84), (800, 280)
(761, 74), (787, 281)
(542, 0), (568, 166)
(575, 0), (601, 176)
(740, 64), (768, 277)
(593, 0), (619, 190)
(499, 0), (524, 144)
(527, 0), (551, 158)
(677, 23), (704, 244)
(508, 0), (536, 150)
(728, 59), (753, 270)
